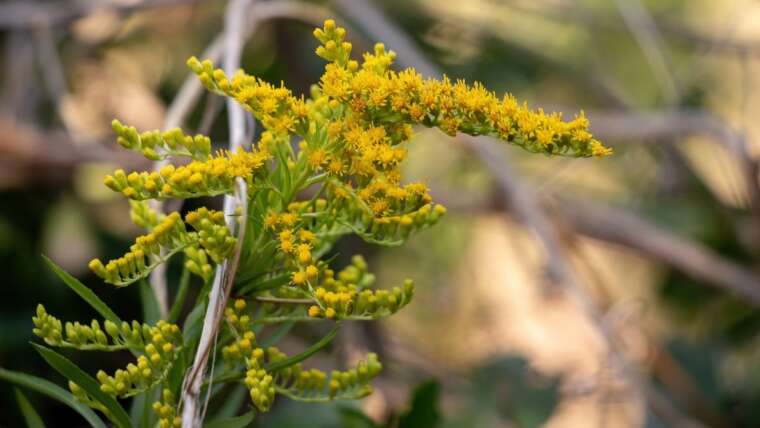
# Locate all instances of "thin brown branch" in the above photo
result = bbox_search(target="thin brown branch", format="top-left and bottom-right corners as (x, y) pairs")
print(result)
(556, 196), (760, 306)
(501, 1), (760, 57)
(0, 115), (148, 189)
(0, 0), (201, 29)
(587, 109), (760, 225)
(613, 0), (679, 103)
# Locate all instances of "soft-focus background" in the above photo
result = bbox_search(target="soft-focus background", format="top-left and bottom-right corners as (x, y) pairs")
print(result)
(2, 0), (760, 427)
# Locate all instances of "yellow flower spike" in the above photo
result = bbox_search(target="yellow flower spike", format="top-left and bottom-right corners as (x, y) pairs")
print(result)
(299, 230), (316, 243)
(280, 239), (294, 253)
(280, 212), (297, 226)
(298, 249), (312, 264)
(185, 207), (236, 263)
(33, 18), (611, 419)
(291, 271), (307, 285)
(104, 148), (269, 201)
(306, 264), (319, 278)
(315, 287), (326, 299)
(308, 305), (321, 317)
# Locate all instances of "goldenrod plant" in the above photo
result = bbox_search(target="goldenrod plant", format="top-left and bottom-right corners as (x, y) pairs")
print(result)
(4, 19), (609, 427)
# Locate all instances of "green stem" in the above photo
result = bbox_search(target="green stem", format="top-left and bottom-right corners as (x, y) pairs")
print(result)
(254, 296), (313, 305)
(168, 265), (191, 323)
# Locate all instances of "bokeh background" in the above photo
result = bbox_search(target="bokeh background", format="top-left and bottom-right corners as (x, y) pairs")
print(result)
(2, 0), (760, 427)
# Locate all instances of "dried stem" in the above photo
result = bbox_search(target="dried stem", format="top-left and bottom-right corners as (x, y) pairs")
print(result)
(180, 179), (248, 427)
(179, 0), (252, 425)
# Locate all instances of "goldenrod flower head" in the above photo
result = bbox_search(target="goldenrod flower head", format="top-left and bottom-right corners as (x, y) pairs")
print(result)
(38, 18), (610, 420)
(90, 212), (191, 286)
(103, 149), (269, 200)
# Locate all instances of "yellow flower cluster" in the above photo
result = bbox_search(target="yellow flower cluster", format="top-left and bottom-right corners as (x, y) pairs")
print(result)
(185, 207), (236, 263)
(222, 300), (277, 412)
(244, 347), (276, 412)
(89, 212), (191, 286)
(259, 202), (327, 287)
(327, 353), (382, 399)
(275, 353), (382, 401)
(112, 119), (211, 161)
(327, 181), (447, 245)
(313, 19), (353, 67)
(32, 304), (128, 351)
(103, 148), (269, 200)
(129, 200), (161, 230)
(25, 17), (612, 423)
(183, 245), (214, 282)
(221, 300), (255, 360)
(188, 57), (309, 136)
(152, 389), (181, 428)
(312, 20), (611, 157)
(89, 208), (237, 286)
(224, 298), (252, 332)
(97, 320), (181, 398)
(307, 270), (414, 320)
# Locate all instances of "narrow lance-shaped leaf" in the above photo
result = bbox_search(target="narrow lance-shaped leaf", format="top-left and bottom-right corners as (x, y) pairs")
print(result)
(0, 367), (107, 428)
(14, 388), (46, 428)
(42, 256), (121, 325)
(32, 344), (133, 428)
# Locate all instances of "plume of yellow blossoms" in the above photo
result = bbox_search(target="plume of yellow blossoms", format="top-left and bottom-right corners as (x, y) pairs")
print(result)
(91, 18), (609, 295)
(103, 149), (269, 200)
(191, 19), (611, 158)
(54, 18), (609, 424)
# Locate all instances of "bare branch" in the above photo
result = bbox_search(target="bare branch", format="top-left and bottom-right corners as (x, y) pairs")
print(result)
(613, 0), (679, 103)
(556, 196), (760, 306)
(501, 1), (760, 57)
(0, 0), (201, 29)
(0, 115), (148, 188)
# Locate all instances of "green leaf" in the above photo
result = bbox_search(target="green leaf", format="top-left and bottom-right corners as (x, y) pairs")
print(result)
(265, 325), (339, 372)
(129, 386), (157, 428)
(168, 265), (191, 324)
(43, 256), (121, 325)
(15, 388), (46, 428)
(338, 406), (380, 428)
(237, 272), (290, 295)
(212, 385), (247, 419)
(205, 410), (256, 428)
(33, 344), (133, 428)
(183, 301), (207, 343)
(260, 321), (295, 348)
(398, 380), (441, 428)
(0, 367), (106, 428)
(139, 280), (160, 324)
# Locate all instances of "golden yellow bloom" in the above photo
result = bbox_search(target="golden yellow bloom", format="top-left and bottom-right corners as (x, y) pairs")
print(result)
(104, 149), (269, 200)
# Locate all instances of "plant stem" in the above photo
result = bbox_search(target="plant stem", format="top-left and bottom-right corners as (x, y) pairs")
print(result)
(168, 265), (191, 323)
(254, 296), (313, 305)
